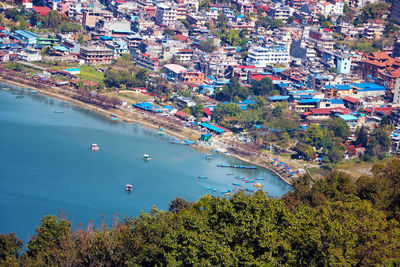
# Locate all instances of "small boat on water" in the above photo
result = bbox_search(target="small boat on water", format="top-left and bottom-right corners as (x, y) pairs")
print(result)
(256, 178), (264, 181)
(110, 117), (118, 121)
(212, 188), (217, 192)
(197, 176), (208, 179)
(90, 144), (99, 151)
(54, 111), (64, 113)
(2, 88), (10, 91)
(73, 107), (81, 111)
(246, 180), (255, 183)
(125, 184), (133, 191)
(227, 173), (233, 175)
(31, 90), (39, 93)
(157, 127), (164, 135)
(254, 183), (263, 188)
(205, 187), (212, 190)
(143, 154), (151, 160)
(133, 123), (141, 126)
(245, 188), (254, 192)
(232, 183), (241, 186)
(205, 154), (212, 160)
(15, 95), (24, 98)
(11, 92), (20, 95)
(110, 114), (117, 117)
(221, 190), (231, 194)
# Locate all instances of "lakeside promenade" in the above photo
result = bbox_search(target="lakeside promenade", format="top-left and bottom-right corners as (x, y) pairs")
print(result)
(0, 70), (298, 185)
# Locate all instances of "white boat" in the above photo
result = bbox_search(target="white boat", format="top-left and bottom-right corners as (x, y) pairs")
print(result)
(206, 154), (212, 159)
(143, 154), (151, 160)
(90, 144), (99, 151)
(125, 184), (133, 191)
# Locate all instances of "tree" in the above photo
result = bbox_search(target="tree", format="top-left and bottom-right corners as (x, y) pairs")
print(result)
(215, 78), (249, 102)
(326, 118), (350, 140)
(198, 39), (216, 53)
(0, 233), (23, 264)
(191, 104), (205, 120)
(294, 142), (315, 160)
(327, 147), (345, 164)
(355, 125), (368, 147)
(215, 13), (228, 29)
(250, 77), (274, 96)
(303, 124), (324, 147)
(60, 21), (81, 33)
(168, 197), (191, 213)
(212, 103), (242, 122)
(220, 29), (241, 46)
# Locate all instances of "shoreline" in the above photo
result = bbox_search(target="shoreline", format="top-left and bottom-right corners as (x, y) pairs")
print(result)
(0, 77), (294, 185)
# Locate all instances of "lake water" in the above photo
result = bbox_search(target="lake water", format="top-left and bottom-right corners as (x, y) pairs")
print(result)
(0, 82), (292, 240)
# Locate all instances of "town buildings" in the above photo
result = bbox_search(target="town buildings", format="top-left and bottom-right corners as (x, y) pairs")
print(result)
(79, 46), (113, 64)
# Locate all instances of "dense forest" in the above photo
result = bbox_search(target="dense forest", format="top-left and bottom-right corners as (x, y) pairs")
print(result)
(2, 158), (400, 266)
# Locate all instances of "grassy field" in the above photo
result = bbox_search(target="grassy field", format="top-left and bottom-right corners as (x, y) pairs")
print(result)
(103, 91), (153, 105)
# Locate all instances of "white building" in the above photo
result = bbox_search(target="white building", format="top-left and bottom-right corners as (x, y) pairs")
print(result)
(247, 46), (290, 67)
(155, 3), (177, 27)
(317, 1), (344, 16)
(268, 5), (290, 23)
(17, 52), (42, 62)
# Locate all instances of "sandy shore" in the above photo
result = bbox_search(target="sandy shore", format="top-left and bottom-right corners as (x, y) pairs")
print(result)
(0, 77), (295, 185)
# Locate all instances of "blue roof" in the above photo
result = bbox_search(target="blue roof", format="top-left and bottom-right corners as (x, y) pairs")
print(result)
(14, 30), (39, 39)
(64, 68), (80, 71)
(241, 99), (256, 105)
(236, 14), (244, 18)
(268, 96), (290, 101)
(324, 84), (351, 90)
(53, 45), (69, 52)
(350, 83), (386, 91)
(337, 114), (358, 121)
(100, 36), (113, 40)
(297, 99), (319, 104)
(328, 99), (344, 104)
(199, 122), (225, 133)
(206, 75), (216, 81)
(291, 90), (317, 94)
(112, 30), (134, 34)
(163, 105), (174, 110)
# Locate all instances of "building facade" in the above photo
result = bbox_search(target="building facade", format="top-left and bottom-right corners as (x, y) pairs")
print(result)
(79, 46), (113, 64)
(246, 46), (290, 67)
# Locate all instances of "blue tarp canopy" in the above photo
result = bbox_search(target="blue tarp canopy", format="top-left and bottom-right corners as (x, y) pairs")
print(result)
(350, 83), (386, 91)
(199, 122), (225, 134)
(268, 96), (290, 101)
(297, 99), (320, 104)
(338, 114), (358, 121)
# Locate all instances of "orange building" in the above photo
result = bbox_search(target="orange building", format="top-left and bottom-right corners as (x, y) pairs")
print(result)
(179, 72), (205, 83)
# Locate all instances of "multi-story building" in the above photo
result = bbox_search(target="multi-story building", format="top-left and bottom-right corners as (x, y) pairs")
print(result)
(268, 5), (290, 23)
(82, 9), (113, 28)
(308, 28), (334, 50)
(317, 1), (344, 16)
(131, 49), (160, 71)
(348, 0), (378, 9)
(180, 71), (205, 83)
(105, 40), (128, 58)
(155, 3), (177, 27)
(363, 23), (384, 40)
(79, 46), (113, 64)
(14, 30), (39, 46)
(246, 46), (290, 67)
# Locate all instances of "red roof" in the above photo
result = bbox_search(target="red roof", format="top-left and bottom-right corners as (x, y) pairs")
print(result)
(343, 96), (359, 104)
(237, 65), (257, 69)
(364, 107), (392, 114)
(309, 108), (332, 115)
(203, 108), (212, 116)
(175, 110), (190, 118)
(250, 74), (268, 81)
(33, 6), (50, 16)
(265, 75), (281, 81)
(176, 34), (188, 42)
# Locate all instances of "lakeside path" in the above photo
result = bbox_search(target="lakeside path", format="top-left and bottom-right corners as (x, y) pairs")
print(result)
(0, 77), (295, 185)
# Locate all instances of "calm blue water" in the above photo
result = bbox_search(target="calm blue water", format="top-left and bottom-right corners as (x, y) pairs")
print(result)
(0, 82), (291, 240)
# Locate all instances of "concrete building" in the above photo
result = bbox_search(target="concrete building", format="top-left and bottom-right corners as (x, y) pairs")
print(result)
(348, 0), (378, 9)
(247, 46), (290, 67)
(79, 46), (113, 64)
(268, 5), (290, 23)
(83, 10), (113, 28)
(336, 54), (352, 74)
(131, 49), (160, 71)
(155, 3), (177, 27)
(317, 1), (344, 16)
(105, 40), (128, 58)
(393, 78), (400, 104)
(14, 30), (39, 46)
